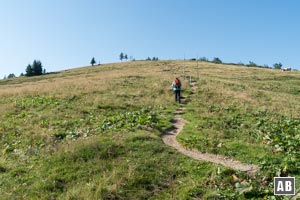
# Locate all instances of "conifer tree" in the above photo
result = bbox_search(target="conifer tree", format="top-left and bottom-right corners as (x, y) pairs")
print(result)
(25, 60), (45, 76)
(32, 60), (43, 75)
(26, 64), (33, 76)
(91, 57), (96, 66)
(119, 52), (124, 61)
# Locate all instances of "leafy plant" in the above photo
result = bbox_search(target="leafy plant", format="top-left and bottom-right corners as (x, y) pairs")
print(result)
(258, 117), (300, 175)
(101, 107), (157, 130)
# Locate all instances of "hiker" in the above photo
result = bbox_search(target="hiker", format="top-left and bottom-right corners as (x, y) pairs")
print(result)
(171, 77), (181, 103)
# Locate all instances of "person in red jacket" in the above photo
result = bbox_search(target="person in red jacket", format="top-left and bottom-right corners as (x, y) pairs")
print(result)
(171, 77), (181, 103)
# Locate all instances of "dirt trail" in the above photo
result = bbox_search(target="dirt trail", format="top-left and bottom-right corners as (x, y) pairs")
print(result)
(162, 81), (259, 176)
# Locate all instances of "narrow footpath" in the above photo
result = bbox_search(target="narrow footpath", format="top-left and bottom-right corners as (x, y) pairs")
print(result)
(162, 81), (259, 176)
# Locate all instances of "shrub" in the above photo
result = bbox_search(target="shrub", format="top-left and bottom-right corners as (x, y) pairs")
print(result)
(273, 62), (282, 69)
(212, 57), (222, 64)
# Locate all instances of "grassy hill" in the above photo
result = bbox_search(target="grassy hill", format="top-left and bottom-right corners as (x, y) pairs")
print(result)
(1, 60), (300, 199)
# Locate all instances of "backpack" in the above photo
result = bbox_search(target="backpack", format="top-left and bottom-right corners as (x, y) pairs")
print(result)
(174, 79), (181, 88)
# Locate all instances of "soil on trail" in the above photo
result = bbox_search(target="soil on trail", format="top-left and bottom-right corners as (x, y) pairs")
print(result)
(162, 81), (259, 176)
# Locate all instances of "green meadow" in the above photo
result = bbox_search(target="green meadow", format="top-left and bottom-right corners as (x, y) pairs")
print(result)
(1, 60), (300, 199)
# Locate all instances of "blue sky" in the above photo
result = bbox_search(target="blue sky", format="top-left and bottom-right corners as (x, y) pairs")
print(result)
(1, 0), (300, 78)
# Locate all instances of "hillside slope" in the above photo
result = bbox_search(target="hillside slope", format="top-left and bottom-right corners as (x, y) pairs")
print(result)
(1, 61), (300, 199)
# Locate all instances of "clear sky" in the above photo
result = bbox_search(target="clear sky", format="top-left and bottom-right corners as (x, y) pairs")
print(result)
(1, 0), (300, 78)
